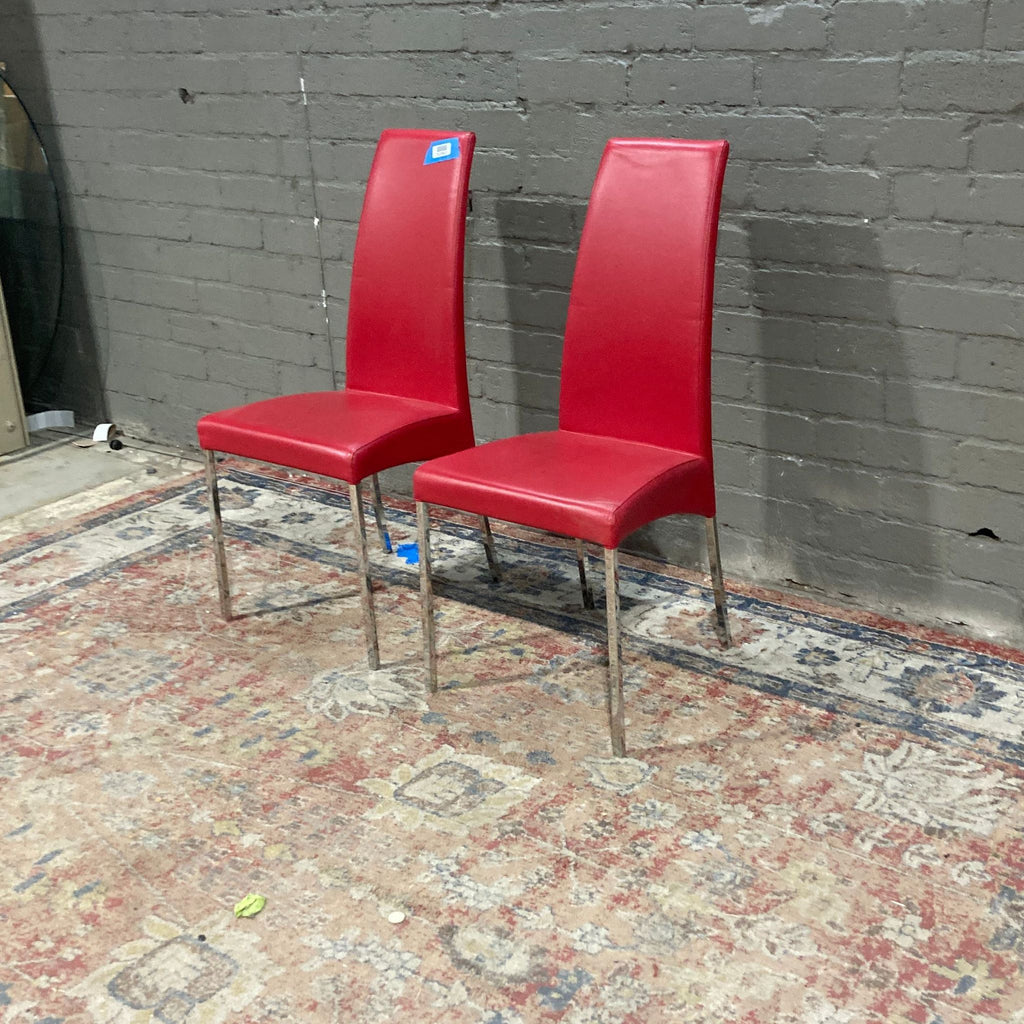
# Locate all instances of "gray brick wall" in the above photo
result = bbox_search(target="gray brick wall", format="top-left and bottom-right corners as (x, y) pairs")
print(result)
(4, 0), (1022, 643)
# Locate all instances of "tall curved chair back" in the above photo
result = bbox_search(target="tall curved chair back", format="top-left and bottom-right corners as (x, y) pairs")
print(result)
(347, 130), (473, 412)
(560, 139), (727, 469)
(197, 129), (478, 670)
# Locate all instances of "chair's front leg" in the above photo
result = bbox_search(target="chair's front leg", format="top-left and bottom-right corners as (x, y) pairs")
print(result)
(605, 546), (626, 757)
(203, 450), (233, 621)
(705, 516), (732, 648)
(417, 502), (438, 693)
(349, 482), (381, 670)
(576, 539), (595, 609)
(370, 474), (392, 553)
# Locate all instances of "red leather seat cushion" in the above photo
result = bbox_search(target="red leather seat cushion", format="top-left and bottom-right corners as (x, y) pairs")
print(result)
(198, 390), (473, 483)
(414, 430), (715, 549)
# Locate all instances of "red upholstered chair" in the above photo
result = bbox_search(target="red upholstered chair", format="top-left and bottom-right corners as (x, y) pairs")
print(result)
(414, 138), (731, 756)
(197, 129), (492, 668)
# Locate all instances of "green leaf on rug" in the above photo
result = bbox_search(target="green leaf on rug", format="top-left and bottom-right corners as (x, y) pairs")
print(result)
(233, 893), (267, 918)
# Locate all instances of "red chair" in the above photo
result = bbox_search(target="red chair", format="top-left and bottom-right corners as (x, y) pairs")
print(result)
(197, 129), (494, 668)
(414, 138), (731, 756)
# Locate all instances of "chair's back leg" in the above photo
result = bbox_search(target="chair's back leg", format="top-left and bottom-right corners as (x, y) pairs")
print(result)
(604, 546), (627, 757)
(705, 516), (732, 647)
(575, 539), (596, 609)
(203, 450), (233, 621)
(349, 481), (381, 670)
(480, 516), (501, 582)
(417, 502), (438, 693)
(370, 474), (393, 553)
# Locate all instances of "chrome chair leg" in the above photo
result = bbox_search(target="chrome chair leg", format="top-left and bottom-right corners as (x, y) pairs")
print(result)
(349, 481), (381, 670)
(203, 450), (232, 621)
(480, 516), (501, 582)
(417, 502), (438, 693)
(605, 546), (626, 757)
(705, 515), (732, 647)
(370, 473), (392, 553)
(576, 539), (595, 609)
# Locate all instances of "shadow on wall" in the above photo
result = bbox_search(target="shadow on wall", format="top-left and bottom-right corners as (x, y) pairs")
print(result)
(3, 0), (104, 422)
(745, 216), (934, 614)
(467, 166), (937, 620)
(489, 194), (579, 437)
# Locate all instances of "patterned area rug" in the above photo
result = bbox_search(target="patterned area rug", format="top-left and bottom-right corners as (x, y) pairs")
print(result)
(3, 462), (1024, 1023)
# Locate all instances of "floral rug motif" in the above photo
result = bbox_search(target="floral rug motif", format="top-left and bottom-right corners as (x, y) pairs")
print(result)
(2, 463), (1024, 1023)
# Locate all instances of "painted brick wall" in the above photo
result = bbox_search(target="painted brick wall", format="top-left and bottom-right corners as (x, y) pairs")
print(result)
(4, 0), (1023, 642)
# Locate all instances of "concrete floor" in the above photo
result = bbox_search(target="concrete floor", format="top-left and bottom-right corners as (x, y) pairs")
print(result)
(0, 429), (200, 542)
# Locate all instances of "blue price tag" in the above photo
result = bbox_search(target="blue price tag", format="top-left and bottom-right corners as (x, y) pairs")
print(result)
(423, 137), (460, 165)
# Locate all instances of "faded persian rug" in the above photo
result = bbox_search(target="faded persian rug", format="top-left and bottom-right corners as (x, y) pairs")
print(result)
(2, 461), (1024, 1023)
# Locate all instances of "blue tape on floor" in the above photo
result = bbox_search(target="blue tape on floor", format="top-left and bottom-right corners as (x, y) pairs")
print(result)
(396, 542), (419, 565)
